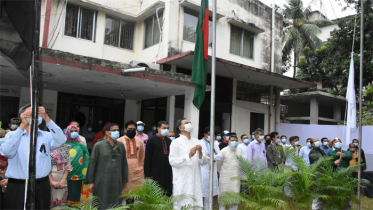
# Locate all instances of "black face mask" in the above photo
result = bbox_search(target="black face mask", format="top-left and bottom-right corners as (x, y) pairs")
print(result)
(266, 139), (271, 145)
(126, 129), (136, 139)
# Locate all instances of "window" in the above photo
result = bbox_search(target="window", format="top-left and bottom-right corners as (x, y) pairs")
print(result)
(236, 81), (275, 105)
(64, 4), (96, 41)
(144, 10), (163, 48)
(183, 8), (212, 46)
(104, 16), (135, 50)
(230, 25), (254, 59)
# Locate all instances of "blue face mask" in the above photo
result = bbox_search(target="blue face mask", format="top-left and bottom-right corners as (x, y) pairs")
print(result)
(64, 129), (67, 133)
(307, 142), (312, 148)
(137, 125), (144, 132)
(88, 127), (93, 132)
(111, 131), (120, 140)
(276, 139), (281, 144)
(10, 124), (19, 130)
(230, 141), (238, 148)
(252, 135), (255, 139)
(335, 142), (342, 149)
(282, 139), (287, 143)
(170, 137), (175, 141)
(323, 142), (329, 146)
(30, 116), (43, 125)
(216, 136), (221, 141)
(226, 136), (229, 141)
(244, 139), (250, 144)
(294, 142), (299, 147)
(353, 143), (358, 147)
(315, 141), (321, 148)
(258, 135), (264, 141)
(161, 129), (169, 137)
(70, 132), (79, 139)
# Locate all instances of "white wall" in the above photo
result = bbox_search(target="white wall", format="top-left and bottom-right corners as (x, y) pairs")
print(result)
(319, 24), (339, 42)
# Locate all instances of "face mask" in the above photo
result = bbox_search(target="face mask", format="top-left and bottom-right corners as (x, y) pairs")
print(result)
(350, 148), (355, 152)
(64, 129), (67, 133)
(226, 136), (229, 141)
(252, 135), (255, 139)
(315, 141), (321, 148)
(230, 141), (238, 148)
(88, 127), (93, 132)
(217, 136), (221, 141)
(353, 143), (358, 147)
(294, 142), (299, 147)
(258, 135), (264, 141)
(205, 136), (211, 141)
(307, 142), (312, 148)
(127, 129), (136, 138)
(98, 120), (103, 124)
(111, 131), (120, 140)
(10, 124), (19, 130)
(170, 137), (175, 141)
(30, 116), (43, 125)
(335, 142), (342, 149)
(266, 139), (271, 144)
(137, 125), (144, 132)
(244, 139), (250, 144)
(323, 142), (329, 146)
(276, 139), (281, 144)
(152, 126), (157, 131)
(161, 129), (169, 137)
(184, 123), (193, 133)
(282, 139), (287, 143)
(70, 132), (79, 139)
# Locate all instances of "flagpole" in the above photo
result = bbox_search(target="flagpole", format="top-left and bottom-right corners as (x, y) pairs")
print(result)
(28, 1), (42, 209)
(209, 0), (217, 209)
(357, 0), (364, 209)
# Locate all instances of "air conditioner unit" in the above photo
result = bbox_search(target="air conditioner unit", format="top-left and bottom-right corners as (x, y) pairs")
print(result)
(280, 105), (288, 113)
(130, 60), (160, 70)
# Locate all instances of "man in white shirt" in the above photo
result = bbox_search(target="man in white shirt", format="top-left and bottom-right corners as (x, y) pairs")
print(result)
(169, 118), (208, 209)
(200, 126), (222, 210)
(237, 134), (250, 192)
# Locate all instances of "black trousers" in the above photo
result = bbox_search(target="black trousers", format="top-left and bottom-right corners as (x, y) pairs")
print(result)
(4, 177), (50, 210)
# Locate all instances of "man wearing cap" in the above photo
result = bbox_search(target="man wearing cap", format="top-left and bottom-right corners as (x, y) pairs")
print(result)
(135, 121), (149, 151)
(6, 118), (20, 132)
(218, 130), (230, 150)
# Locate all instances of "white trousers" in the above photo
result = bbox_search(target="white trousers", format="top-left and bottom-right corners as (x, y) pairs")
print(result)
(203, 197), (210, 210)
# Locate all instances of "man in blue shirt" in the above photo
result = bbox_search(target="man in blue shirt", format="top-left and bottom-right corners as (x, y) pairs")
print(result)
(320, 137), (332, 155)
(0, 104), (66, 209)
(299, 138), (313, 166)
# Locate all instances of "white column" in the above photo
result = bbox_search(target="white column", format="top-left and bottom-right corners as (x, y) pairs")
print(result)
(124, 100), (141, 123)
(310, 97), (319, 124)
(231, 79), (237, 132)
(166, 96), (175, 132)
(184, 89), (200, 138)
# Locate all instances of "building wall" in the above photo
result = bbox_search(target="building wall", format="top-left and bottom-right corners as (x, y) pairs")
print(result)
(319, 24), (338, 42)
(43, 0), (283, 72)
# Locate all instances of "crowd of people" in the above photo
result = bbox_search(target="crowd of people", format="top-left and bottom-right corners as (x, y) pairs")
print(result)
(0, 104), (367, 210)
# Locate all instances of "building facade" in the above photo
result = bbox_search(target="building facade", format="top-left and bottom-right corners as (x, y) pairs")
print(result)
(0, 0), (313, 139)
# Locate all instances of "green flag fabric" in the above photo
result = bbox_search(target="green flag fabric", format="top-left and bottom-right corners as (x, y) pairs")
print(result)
(191, 0), (209, 110)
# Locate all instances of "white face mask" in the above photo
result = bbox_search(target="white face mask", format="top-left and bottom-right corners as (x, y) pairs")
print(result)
(184, 123), (193, 133)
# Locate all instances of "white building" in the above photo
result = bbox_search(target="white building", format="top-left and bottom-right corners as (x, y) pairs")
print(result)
(0, 0), (314, 138)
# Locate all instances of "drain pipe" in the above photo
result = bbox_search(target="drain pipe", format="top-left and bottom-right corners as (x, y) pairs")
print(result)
(155, 7), (164, 64)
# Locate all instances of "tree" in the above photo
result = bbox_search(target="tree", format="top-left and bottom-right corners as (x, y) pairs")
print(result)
(282, 0), (330, 77)
(297, 10), (373, 95)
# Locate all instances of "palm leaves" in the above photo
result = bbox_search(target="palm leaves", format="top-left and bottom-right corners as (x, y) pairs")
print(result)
(282, 0), (330, 77)
(220, 149), (369, 210)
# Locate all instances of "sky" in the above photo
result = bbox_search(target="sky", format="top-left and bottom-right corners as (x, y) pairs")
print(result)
(259, 0), (357, 77)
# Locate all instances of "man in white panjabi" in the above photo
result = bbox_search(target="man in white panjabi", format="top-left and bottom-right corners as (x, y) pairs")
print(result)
(169, 118), (208, 209)
(200, 126), (222, 210)
(219, 135), (241, 210)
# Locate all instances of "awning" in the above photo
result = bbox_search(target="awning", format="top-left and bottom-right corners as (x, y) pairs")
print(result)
(157, 51), (315, 89)
(227, 18), (265, 34)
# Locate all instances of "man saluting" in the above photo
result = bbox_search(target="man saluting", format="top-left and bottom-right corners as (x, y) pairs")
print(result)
(0, 104), (66, 209)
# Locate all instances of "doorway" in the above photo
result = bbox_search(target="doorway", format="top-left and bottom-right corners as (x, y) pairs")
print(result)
(250, 112), (265, 132)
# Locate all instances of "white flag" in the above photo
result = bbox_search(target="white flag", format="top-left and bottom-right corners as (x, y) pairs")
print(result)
(345, 54), (356, 146)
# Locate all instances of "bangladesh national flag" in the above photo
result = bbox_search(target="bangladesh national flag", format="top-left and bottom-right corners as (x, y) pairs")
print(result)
(191, 0), (209, 110)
